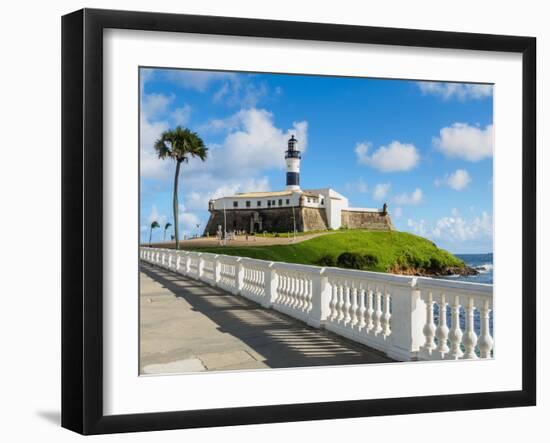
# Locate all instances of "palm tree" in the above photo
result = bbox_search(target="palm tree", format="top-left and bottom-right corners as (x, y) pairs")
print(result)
(154, 127), (208, 250)
(149, 220), (160, 246)
(163, 222), (172, 242)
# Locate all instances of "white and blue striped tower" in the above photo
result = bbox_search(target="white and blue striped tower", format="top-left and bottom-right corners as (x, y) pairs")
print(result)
(285, 135), (301, 191)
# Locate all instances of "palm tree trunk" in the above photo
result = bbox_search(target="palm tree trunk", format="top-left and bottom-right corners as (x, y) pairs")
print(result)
(173, 160), (182, 250)
(149, 227), (152, 247)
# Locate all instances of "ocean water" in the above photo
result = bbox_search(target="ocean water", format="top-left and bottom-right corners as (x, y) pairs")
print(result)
(441, 253), (493, 285)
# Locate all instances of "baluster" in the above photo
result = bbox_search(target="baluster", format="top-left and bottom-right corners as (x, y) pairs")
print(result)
(365, 286), (374, 332)
(462, 296), (478, 359)
(435, 293), (450, 357)
(285, 274), (291, 307)
(358, 284), (366, 331)
(298, 275), (305, 310)
(290, 274), (297, 308)
(448, 295), (464, 359)
(350, 284), (359, 328)
(337, 282), (345, 322)
(306, 278), (313, 312)
(296, 275), (302, 309)
(343, 283), (352, 325)
(298, 275), (304, 310)
(279, 274), (286, 304)
(478, 299), (494, 358)
(298, 276), (305, 310)
(374, 287), (383, 334)
(382, 289), (391, 337)
(423, 292), (436, 353)
(329, 281), (338, 321)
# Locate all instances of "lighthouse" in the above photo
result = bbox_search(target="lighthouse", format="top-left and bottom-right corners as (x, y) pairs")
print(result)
(285, 135), (301, 191)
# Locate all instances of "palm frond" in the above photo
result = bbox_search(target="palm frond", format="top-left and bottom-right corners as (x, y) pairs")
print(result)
(151, 221), (160, 229)
(153, 126), (208, 163)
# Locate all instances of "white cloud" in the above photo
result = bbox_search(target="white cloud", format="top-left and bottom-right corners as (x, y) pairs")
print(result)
(213, 79), (269, 108)
(417, 82), (493, 101)
(433, 123), (493, 161)
(171, 104), (192, 126)
(140, 118), (171, 179)
(394, 188), (423, 205)
(147, 205), (167, 226)
(142, 92), (174, 117)
(346, 177), (368, 194)
(200, 108), (308, 176)
(406, 211), (493, 246)
(393, 207), (403, 219)
(161, 70), (236, 92)
(181, 212), (201, 229)
(407, 218), (427, 236)
(140, 91), (196, 179)
(435, 169), (472, 190)
(355, 141), (420, 172)
(373, 183), (391, 200)
(431, 211), (492, 242)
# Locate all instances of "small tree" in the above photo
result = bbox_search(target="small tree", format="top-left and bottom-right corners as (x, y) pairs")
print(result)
(163, 222), (172, 242)
(154, 127), (208, 250)
(149, 221), (160, 246)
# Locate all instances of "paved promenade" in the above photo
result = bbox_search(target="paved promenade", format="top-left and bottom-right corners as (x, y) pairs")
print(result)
(140, 263), (394, 375)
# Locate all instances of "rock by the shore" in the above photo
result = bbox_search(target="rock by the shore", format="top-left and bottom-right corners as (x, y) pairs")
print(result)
(388, 264), (479, 277)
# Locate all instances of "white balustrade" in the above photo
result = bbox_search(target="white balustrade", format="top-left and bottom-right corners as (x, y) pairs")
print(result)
(271, 262), (324, 325)
(239, 258), (271, 305)
(217, 255), (239, 294)
(139, 247), (493, 362)
(416, 278), (494, 361)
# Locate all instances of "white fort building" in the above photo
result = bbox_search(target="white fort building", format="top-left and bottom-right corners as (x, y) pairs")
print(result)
(204, 135), (394, 235)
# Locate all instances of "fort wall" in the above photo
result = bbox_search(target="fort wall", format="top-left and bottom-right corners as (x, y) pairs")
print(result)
(204, 206), (393, 235)
(340, 210), (394, 231)
(203, 207), (330, 235)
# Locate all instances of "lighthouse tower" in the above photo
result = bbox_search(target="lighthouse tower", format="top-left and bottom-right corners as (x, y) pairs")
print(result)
(285, 135), (301, 191)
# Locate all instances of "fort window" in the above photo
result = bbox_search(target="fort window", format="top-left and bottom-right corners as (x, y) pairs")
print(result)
(246, 201), (251, 208)
(257, 201), (262, 207)
(321, 198), (324, 205)
(286, 199), (290, 205)
(267, 201), (271, 207)
(233, 201), (238, 208)
(278, 199), (283, 206)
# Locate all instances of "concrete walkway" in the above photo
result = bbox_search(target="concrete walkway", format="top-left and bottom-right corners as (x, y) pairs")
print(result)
(140, 263), (394, 375)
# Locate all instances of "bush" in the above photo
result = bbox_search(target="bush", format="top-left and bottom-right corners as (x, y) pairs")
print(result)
(363, 254), (379, 267)
(317, 254), (336, 267)
(429, 257), (442, 270)
(337, 252), (366, 270)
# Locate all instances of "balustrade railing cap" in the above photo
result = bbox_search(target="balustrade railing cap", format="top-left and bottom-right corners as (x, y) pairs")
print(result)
(415, 276), (493, 296)
(239, 257), (273, 267)
(272, 261), (324, 274)
(323, 266), (417, 287)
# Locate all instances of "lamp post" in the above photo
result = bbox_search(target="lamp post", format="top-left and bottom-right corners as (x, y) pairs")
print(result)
(223, 199), (227, 246)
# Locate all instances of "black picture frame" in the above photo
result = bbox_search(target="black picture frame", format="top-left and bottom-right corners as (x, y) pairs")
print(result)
(61, 8), (536, 435)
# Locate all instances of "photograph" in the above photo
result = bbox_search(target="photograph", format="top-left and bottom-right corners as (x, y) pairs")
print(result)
(138, 67), (494, 375)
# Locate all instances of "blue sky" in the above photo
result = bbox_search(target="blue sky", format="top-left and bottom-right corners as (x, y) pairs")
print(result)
(140, 68), (493, 253)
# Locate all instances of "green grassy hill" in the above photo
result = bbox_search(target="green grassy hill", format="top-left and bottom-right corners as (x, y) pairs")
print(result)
(192, 230), (464, 274)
